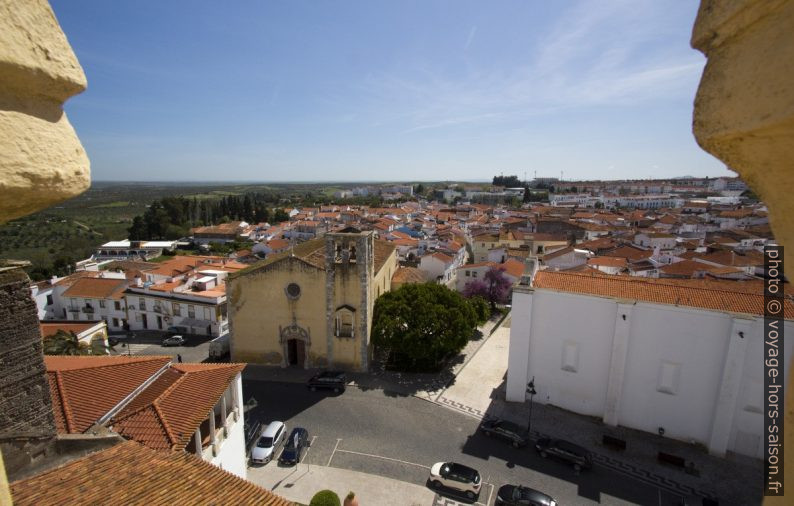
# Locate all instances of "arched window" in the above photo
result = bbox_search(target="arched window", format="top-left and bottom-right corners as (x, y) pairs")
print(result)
(334, 306), (355, 338)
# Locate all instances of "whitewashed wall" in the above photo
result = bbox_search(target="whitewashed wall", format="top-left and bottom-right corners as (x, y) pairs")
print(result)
(210, 374), (247, 479)
(506, 286), (793, 458)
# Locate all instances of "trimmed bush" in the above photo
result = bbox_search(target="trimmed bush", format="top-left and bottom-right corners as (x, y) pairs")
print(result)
(310, 490), (341, 506)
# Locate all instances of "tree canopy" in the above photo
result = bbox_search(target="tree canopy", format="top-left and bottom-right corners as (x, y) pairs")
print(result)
(372, 283), (479, 372)
(463, 266), (513, 308)
(42, 330), (106, 356)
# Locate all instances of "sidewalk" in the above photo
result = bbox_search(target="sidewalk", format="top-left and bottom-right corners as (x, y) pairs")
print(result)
(248, 463), (436, 506)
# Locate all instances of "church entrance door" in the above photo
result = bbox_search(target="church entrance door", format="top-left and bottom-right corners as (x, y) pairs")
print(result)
(287, 339), (305, 367)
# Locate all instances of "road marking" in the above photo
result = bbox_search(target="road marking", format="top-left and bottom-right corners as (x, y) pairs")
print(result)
(333, 449), (431, 470)
(302, 435), (317, 464)
(483, 479), (493, 506)
(327, 438), (341, 466)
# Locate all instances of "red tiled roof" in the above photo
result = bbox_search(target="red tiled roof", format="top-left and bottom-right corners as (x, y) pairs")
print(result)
(111, 362), (245, 451)
(501, 259), (525, 279)
(588, 256), (628, 268)
(10, 440), (291, 506)
(391, 267), (426, 284)
(533, 271), (794, 318)
(61, 277), (128, 299)
(40, 321), (103, 338)
(46, 356), (171, 434)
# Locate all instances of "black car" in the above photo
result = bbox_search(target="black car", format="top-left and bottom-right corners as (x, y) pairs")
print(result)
(307, 371), (347, 392)
(535, 438), (593, 472)
(479, 418), (529, 448)
(278, 427), (310, 465)
(495, 484), (557, 506)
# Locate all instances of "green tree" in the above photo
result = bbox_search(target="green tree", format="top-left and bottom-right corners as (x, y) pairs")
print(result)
(372, 283), (478, 372)
(43, 330), (106, 356)
(310, 490), (341, 506)
(468, 296), (491, 325)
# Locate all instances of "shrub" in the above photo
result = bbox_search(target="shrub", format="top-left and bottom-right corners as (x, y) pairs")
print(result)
(310, 490), (341, 506)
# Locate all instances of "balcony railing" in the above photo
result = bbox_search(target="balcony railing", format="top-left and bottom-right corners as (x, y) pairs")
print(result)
(81, 306), (95, 313)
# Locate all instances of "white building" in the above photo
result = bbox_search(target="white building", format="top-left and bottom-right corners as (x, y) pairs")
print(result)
(125, 281), (228, 336)
(418, 251), (457, 287)
(506, 272), (793, 458)
(95, 240), (177, 260)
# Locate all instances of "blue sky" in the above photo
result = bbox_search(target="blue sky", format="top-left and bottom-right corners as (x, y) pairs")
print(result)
(51, 0), (731, 182)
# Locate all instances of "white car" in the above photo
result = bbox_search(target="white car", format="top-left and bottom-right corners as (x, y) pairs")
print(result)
(250, 421), (286, 465)
(429, 462), (481, 499)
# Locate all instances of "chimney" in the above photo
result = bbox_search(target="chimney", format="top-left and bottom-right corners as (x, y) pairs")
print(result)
(134, 275), (143, 287)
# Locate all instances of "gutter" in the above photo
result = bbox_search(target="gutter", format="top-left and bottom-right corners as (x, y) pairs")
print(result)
(89, 360), (173, 432)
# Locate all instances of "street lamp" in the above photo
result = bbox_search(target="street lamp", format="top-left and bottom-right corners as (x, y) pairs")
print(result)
(526, 377), (537, 436)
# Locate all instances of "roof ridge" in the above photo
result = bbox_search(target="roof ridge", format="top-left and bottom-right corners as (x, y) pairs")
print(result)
(53, 371), (75, 433)
(542, 271), (771, 297)
(152, 401), (179, 448)
(48, 356), (170, 372)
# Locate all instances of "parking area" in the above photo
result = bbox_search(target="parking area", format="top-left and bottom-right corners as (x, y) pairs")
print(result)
(241, 379), (693, 506)
(108, 330), (216, 363)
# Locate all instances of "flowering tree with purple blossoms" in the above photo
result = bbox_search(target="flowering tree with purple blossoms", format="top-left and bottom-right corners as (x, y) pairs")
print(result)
(463, 266), (513, 309)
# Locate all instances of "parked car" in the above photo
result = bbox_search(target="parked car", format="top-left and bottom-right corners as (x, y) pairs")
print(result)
(535, 438), (592, 472)
(428, 462), (481, 499)
(278, 427), (310, 465)
(495, 484), (557, 506)
(307, 370), (347, 393)
(161, 335), (185, 347)
(250, 421), (286, 465)
(479, 418), (528, 448)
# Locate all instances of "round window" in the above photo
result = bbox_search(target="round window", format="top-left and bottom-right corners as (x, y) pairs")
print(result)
(286, 283), (301, 299)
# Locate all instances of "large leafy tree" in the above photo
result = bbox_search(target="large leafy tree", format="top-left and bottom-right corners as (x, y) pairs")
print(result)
(372, 283), (478, 372)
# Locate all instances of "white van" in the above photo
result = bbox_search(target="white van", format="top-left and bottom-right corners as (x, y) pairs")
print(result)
(250, 421), (286, 464)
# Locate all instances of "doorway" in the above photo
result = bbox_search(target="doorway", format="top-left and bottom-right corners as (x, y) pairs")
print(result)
(286, 339), (305, 367)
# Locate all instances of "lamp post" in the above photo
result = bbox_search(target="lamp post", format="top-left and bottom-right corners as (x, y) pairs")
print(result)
(526, 377), (536, 436)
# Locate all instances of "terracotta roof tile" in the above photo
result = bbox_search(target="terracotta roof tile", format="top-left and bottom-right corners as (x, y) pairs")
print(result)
(61, 277), (128, 299)
(112, 363), (246, 451)
(40, 322), (103, 338)
(45, 356), (172, 434)
(533, 271), (794, 318)
(391, 267), (426, 284)
(10, 441), (291, 506)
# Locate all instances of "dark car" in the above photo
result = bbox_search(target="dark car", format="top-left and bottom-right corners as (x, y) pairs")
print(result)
(278, 427), (310, 465)
(535, 438), (593, 472)
(495, 484), (556, 506)
(166, 325), (188, 336)
(307, 371), (347, 392)
(479, 418), (529, 448)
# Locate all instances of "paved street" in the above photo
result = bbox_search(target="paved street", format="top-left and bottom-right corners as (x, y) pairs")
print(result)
(241, 380), (689, 506)
(108, 330), (216, 363)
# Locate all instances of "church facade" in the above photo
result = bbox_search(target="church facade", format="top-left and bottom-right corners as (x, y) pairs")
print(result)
(228, 229), (397, 371)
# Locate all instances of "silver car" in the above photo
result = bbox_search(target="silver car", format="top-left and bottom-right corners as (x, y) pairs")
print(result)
(250, 421), (286, 465)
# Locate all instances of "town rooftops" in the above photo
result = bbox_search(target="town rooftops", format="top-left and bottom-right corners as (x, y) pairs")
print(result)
(532, 271), (794, 318)
(10, 440), (291, 506)
(231, 236), (396, 278)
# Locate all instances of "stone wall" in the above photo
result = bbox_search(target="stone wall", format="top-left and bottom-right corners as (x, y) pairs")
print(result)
(0, 0), (91, 224)
(0, 263), (57, 478)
